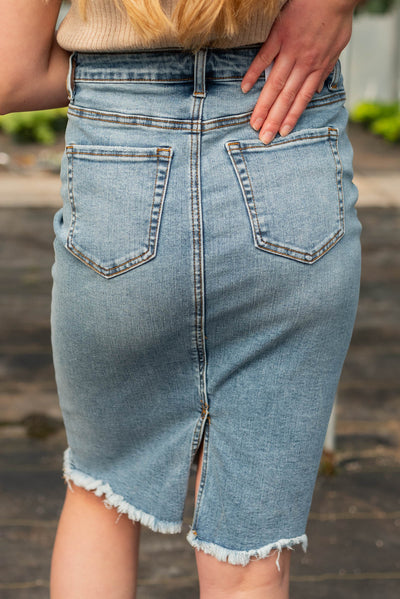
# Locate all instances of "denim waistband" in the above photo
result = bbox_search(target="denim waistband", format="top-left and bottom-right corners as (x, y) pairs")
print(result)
(70, 44), (264, 87)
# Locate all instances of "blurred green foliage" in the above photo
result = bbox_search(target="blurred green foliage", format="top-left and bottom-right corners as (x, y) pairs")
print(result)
(370, 114), (400, 141)
(356, 0), (397, 14)
(0, 108), (68, 144)
(350, 101), (400, 142)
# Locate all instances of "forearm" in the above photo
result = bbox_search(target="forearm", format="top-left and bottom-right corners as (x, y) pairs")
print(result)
(0, 0), (70, 114)
(341, 0), (366, 7)
(0, 36), (70, 115)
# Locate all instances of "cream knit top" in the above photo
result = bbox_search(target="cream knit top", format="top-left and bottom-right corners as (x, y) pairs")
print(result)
(56, 0), (287, 52)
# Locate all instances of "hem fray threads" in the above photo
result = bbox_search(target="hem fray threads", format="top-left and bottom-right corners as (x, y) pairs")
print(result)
(63, 447), (182, 534)
(186, 529), (308, 571)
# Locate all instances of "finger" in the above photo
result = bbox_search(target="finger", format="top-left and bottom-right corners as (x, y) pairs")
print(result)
(241, 33), (281, 93)
(257, 68), (320, 144)
(249, 54), (295, 131)
(273, 71), (324, 139)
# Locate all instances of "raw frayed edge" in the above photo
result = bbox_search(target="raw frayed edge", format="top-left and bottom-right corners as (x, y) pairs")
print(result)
(63, 447), (182, 534)
(187, 529), (308, 571)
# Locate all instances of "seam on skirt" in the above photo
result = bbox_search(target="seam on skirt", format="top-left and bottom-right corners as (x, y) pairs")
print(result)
(63, 447), (182, 534)
(186, 529), (308, 571)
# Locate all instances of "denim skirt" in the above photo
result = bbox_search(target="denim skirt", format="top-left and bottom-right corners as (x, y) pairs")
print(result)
(51, 44), (362, 569)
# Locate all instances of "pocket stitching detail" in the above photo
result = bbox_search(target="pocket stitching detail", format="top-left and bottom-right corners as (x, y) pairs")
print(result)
(66, 146), (172, 277)
(225, 128), (345, 264)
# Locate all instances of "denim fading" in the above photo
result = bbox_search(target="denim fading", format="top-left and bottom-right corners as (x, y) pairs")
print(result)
(51, 44), (362, 569)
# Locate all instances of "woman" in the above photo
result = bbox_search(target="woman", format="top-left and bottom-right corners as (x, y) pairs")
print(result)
(1, 1), (363, 597)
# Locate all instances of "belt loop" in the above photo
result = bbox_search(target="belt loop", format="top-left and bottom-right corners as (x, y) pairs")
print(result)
(66, 52), (77, 102)
(328, 58), (341, 91)
(193, 48), (207, 98)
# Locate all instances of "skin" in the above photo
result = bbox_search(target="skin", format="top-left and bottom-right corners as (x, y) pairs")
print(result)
(0, 0), (70, 114)
(2, 1), (362, 596)
(50, 483), (141, 599)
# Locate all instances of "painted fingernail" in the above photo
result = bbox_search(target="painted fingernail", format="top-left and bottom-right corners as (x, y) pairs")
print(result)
(280, 125), (292, 137)
(251, 117), (263, 131)
(260, 130), (275, 145)
(241, 82), (251, 93)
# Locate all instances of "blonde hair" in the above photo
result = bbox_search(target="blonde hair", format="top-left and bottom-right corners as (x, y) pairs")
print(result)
(78, 0), (283, 52)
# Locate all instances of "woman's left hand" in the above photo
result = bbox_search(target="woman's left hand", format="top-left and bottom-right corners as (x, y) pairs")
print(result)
(241, 0), (360, 144)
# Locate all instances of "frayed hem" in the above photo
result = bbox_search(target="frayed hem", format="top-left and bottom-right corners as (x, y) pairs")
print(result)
(186, 529), (308, 570)
(63, 447), (182, 534)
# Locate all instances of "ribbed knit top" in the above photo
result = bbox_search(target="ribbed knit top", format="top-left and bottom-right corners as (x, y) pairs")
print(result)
(56, 0), (287, 52)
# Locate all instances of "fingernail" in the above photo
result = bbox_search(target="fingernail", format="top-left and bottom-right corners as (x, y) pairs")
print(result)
(280, 125), (292, 137)
(251, 117), (263, 131)
(241, 82), (251, 93)
(260, 130), (275, 145)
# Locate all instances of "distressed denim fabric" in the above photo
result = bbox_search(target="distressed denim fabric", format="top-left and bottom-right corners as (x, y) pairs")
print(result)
(51, 44), (362, 568)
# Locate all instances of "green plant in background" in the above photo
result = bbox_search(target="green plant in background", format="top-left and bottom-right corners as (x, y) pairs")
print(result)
(370, 113), (400, 142)
(0, 108), (68, 144)
(356, 0), (398, 14)
(351, 101), (399, 124)
(350, 101), (400, 142)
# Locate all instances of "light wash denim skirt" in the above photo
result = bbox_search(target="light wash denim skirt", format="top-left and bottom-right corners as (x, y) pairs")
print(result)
(51, 44), (362, 569)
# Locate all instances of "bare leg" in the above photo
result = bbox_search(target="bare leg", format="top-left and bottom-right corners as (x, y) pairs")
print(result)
(50, 482), (141, 599)
(194, 440), (291, 599)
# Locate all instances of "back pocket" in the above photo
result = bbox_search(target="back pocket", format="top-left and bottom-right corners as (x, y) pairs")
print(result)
(225, 127), (344, 264)
(66, 144), (173, 278)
